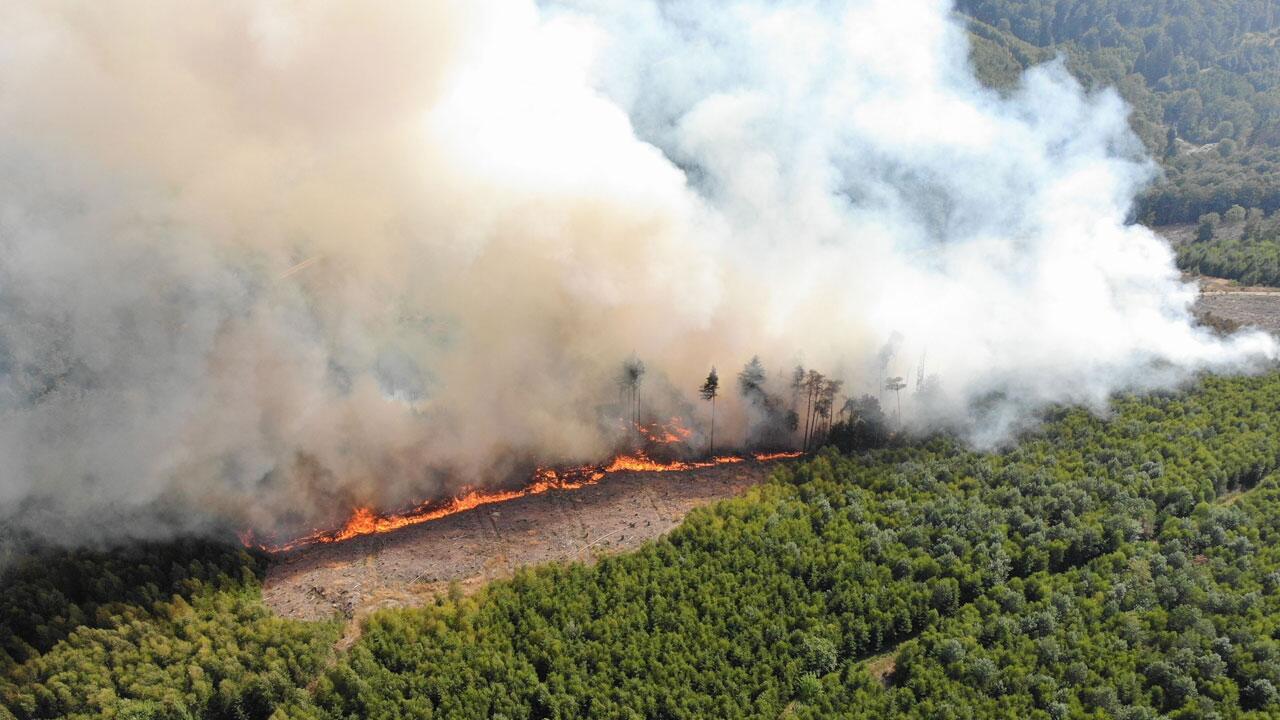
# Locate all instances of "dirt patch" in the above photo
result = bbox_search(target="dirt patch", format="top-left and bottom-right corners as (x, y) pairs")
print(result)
(263, 460), (783, 620)
(1153, 225), (1280, 334)
(1195, 289), (1280, 335)
(1158, 223), (1248, 247)
(864, 652), (898, 686)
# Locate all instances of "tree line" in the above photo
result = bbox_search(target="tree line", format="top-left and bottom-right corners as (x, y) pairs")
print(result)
(620, 354), (896, 458)
(10, 371), (1280, 717)
(1178, 204), (1280, 286)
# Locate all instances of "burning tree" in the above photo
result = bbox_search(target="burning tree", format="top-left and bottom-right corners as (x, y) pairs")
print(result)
(803, 375), (843, 450)
(790, 365), (806, 411)
(618, 356), (646, 432)
(840, 395), (857, 422)
(802, 369), (824, 451)
(699, 367), (720, 455)
(885, 376), (907, 429)
(736, 356), (790, 449)
(789, 365), (806, 443)
(819, 379), (842, 444)
(828, 394), (890, 452)
(738, 356), (766, 398)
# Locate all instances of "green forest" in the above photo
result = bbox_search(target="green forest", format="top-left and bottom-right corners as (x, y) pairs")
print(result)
(7, 3), (1280, 719)
(1175, 205), (1280, 286)
(958, 0), (1280, 225)
(7, 371), (1280, 719)
(1179, 235), (1280, 287)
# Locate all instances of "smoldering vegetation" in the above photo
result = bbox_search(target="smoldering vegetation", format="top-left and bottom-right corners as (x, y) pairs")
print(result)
(0, 0), (1275, 548)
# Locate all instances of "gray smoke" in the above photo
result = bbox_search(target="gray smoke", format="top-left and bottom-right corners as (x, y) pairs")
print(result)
(0, 0), (1273, 546)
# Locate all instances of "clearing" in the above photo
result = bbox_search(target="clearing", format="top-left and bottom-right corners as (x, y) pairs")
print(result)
(263, 460), (783, 620)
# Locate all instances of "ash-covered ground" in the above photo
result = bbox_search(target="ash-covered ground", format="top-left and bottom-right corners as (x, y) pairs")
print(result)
(263, 460), (781, 621)
(1194, 276), (1280, 335)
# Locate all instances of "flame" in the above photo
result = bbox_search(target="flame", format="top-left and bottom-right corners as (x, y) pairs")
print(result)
(246, 449), (802, 553)
(637, 416), (695, 444)
(752, 451), (804, 461)
(604, 452), (694, 472)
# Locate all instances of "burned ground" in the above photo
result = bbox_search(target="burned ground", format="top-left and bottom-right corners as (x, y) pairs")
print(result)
(263, 460), (781, 620)
(1195, 281), (1280, 335)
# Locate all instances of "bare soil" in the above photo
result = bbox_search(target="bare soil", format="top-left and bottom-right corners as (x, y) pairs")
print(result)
(1158, 222), (1249, 247)
(1191, 276), (1280, 334)
(1154, 226), (1280, 335)
(263, 460), (782, 620)
(864, 652), (899, 687)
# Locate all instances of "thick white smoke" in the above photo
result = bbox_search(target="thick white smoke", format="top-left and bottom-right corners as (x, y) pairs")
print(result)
(0, 0), (1273, 545)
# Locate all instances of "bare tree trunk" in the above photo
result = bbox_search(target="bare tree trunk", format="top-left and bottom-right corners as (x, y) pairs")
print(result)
(631, 386), (640, 441)
(709, 396), (716, 456)
(802, 385), (815, 451)
(809, 400), (821, 450)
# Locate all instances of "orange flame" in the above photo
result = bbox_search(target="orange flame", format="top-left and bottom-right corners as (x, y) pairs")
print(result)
(752, 451), (804, 461)
(246, 449), (803, 553)
(604, 452), (694, 472)
(637, 416), (695, 444)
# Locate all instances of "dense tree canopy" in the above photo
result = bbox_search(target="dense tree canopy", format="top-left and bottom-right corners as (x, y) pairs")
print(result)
(960, 0), (1280, 224)
(0, 544), (340, 720)
(9, 372), (1280, 718)
(1175, 206), (1280, 285)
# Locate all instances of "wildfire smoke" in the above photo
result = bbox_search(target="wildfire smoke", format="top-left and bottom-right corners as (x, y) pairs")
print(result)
(247, 451), (794, 553)
(0, 0), (1274, 550)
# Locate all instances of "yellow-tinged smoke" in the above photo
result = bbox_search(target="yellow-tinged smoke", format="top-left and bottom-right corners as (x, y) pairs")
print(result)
(0, 0), (1272, 545)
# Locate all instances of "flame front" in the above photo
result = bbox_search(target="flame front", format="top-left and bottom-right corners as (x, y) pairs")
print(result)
(637, 417), (695, 444)
(246, 451), (799, 553)
(752, 451), (804, 461)
(603, 452), (750, 473)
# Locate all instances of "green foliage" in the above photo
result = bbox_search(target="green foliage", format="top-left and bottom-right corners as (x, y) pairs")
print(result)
(0, 539), (263, 667)
(307, 373), (1280, 719)
(1198, 212), (1221, 242)
(958, 0), (1280, 224)
(1178, 214), (1280, 286)
(9, 373), (1280, 718)
(0, 543), (339, 720)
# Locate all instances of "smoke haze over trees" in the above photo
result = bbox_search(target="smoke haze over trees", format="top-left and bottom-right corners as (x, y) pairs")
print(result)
(0, 0), (1275, 546)
(9, 371), (1280, 718)
(957, 0), (1280, 224)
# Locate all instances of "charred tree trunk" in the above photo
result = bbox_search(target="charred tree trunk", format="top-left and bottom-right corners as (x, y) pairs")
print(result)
(709, 396), (716, 456)
(802, 384), (815, 451)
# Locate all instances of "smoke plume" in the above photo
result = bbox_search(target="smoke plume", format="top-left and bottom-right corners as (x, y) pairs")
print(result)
(0, 0), (1273, 545)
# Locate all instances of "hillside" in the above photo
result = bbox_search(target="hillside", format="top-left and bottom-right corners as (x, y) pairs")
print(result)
(959, 0), (1280, 224)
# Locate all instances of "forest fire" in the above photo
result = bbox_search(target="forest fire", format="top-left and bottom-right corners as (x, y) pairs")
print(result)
(602, 452), (746, 472)
(752, 451), (804, 461)
(244, 450), (799, 553)
(637, 417), (695, 444)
